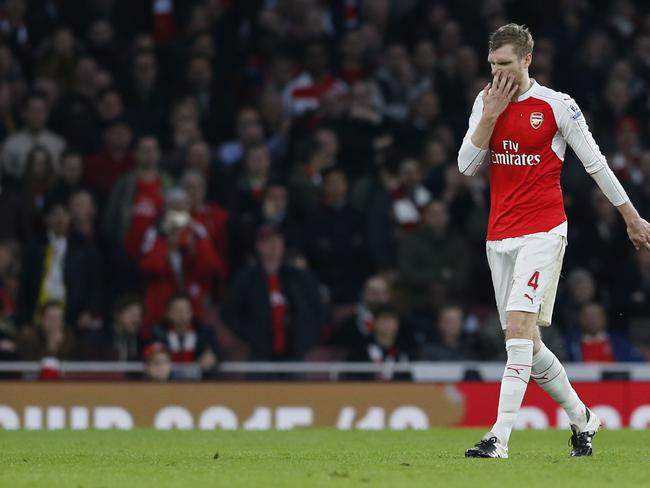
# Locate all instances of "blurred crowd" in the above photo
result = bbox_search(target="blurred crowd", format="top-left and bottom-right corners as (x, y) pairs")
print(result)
(0, 0), (649, 380)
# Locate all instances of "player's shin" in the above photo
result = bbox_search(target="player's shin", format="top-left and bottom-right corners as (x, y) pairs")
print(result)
(490, 338), (533, 445)
(531, 343), (587, 430)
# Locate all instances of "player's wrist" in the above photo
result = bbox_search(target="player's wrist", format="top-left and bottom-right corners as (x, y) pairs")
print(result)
(481, 112), (499, 124)
(617, 201), (641, 225)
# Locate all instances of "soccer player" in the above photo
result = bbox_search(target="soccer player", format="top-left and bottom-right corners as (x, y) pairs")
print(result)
(458, 24), (650, 458)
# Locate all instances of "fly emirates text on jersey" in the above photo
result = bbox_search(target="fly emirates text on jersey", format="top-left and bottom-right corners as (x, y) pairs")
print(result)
(491, 139), (542, 166)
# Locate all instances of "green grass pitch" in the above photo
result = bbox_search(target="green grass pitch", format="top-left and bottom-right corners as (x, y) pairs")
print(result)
(0, 428), (648, 488)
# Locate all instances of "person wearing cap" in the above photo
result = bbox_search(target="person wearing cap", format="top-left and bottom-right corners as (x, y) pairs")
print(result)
(143, 341), (172, 382)
(221, 223), (326, 361)
(138, 187), (225, 333)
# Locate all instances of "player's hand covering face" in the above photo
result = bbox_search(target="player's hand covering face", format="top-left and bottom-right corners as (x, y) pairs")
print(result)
(481, 70), (519, 120)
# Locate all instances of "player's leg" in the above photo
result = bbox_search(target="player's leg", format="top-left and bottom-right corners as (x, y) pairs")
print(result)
(492, 311), (537, 444)
(531, 332), (600, 456)
(467, 239), (529, 458)
(467, 233), (566, 458)
(527, 234), (601, 456)
(466, 310), (536, 458)
(530, 326), (586, 427)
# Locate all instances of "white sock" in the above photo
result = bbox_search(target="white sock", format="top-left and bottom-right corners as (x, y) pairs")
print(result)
(490, 338), (533, 445)
(531, 343), (586, 430)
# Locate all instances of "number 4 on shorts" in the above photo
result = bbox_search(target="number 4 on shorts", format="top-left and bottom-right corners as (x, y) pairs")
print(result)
(528, 271), (540, 290)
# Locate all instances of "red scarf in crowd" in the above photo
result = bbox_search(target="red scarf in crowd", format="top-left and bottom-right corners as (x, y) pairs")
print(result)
(267, 274), (287, 356)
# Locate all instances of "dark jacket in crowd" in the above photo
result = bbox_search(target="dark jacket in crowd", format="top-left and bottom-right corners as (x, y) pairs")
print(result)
(221, 263), (326, 361)
(15, 233), (102, 328)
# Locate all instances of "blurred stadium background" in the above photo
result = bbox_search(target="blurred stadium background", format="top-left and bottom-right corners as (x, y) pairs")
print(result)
(0, 0), (649, 439)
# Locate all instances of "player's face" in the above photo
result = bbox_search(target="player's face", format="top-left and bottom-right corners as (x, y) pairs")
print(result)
(487, 44), (531, 88)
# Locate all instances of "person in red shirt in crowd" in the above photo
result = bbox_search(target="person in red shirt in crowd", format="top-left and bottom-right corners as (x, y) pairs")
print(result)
(85, 118), (135, 202)
(221, 224), (325, 361)
(152, 293), (219, 377)
(180, 169), (229, 287)
(138, 188), (225, 335)
(103, 135), (173, 259)
(566, 302), (644, 363)
(283, 40), (348, 129)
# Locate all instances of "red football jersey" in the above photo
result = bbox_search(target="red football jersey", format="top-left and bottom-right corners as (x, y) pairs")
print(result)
(458, 80), (628, 240)
(487, 93), (565, 240)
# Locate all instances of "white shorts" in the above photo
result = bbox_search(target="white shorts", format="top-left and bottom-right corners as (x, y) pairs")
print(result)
(486, 232), (566, 330)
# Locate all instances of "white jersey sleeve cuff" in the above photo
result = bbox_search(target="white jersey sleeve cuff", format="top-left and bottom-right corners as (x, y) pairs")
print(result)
(590, 166), (629, 207)
(458, 139), (488, 176)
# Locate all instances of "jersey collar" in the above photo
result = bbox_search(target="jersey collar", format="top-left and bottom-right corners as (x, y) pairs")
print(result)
(516, 79), (537, 102)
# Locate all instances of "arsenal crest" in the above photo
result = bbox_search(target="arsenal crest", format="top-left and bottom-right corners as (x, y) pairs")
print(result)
(530, 112), (544, 129)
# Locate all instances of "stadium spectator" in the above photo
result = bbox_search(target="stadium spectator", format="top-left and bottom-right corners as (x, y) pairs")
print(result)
(47, 149), (84, 205)
(0, 179), (30, 243)
(288, 127), (340, 212)
(420, 305), (478, 361)
(1, 93), (65, 182)
(302, 168), (369, 305)
(138, 188), (225, 333)
(572, 188), (629, 288)
(181, 169), (230, 291)
(365, 156), (432, 273)
(123, 50), (166, 137)
(283, 40), (348, 128)
(221, 224), (326, 361)
(216, 107), (265, 168)
(84, 118), (135, 202)
(152, 294), (219, 376)
(330, 273), (392, 348)
(333, 80), (391, 180)
(398, 200), (470, 310)
(68, 189), (99, 242)
(371, 42), (414, 122)
(50, 56), (100, 153)
(612, 246), (650, 328)
(228, 143), (275, 223)
(103, 135), (172, 259)
(143, 341), (172, 382)
(161, 112), (204, 181)
(16, 301), (76, 360)
(556, 268), (599, 330)
(80, 293), (145, 362)
(22, 145), (57, 236)
(231, 182), (302, 270)
(185, 55), (224, 143)
(566, 302), (644, 362)
(0, 239), (19, 322)
(347, 305), (411, 380)
(16, 200), (102, 330)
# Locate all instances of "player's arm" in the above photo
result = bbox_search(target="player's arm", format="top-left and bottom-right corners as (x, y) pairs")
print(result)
(557, 98), (650, 251)
(458, 71), (518, 175)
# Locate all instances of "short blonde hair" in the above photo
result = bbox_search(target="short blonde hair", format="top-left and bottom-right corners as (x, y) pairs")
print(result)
(489, 23), (534, 58)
